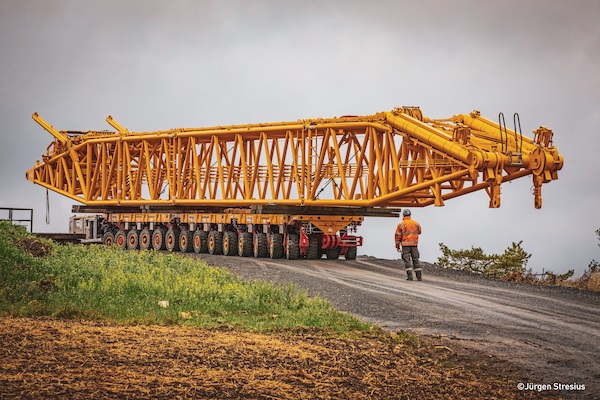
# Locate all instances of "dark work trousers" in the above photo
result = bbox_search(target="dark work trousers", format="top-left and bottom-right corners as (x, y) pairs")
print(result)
(401, 246), (421, 274)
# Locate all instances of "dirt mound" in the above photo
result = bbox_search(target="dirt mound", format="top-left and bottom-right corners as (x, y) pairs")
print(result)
(17, 237), (52, 257)
(0, 317), (534, 399)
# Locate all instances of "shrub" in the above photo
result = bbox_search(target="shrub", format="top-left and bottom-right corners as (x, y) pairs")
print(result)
(437, 241), (531, 279)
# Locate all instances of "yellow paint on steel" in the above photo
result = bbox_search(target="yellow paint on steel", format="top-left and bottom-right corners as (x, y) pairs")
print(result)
(105, 116), (129, 134)
(32, 113), (70, 147)
(27, 108), (564, 209)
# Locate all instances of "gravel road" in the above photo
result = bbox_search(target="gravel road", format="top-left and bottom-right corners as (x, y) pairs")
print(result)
(192, 254), (600, 397)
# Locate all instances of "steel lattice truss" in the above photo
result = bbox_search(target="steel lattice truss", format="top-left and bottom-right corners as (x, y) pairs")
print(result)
(27, 107), (563, 210)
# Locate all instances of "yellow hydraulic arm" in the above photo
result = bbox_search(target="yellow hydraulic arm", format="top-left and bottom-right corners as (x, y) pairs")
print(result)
(26, 107), (563, 210)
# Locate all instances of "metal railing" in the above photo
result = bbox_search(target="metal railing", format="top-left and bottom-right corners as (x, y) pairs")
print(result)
(0, 207), (34, 232)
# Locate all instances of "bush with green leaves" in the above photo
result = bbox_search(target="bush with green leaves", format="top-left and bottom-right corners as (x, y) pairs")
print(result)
(437, 241), (531, 278)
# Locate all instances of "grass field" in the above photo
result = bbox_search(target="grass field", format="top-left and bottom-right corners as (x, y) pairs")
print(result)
(0, 221), (372, 335)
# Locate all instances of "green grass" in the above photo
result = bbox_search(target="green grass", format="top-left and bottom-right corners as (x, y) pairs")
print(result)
(0, 221), (372, 335)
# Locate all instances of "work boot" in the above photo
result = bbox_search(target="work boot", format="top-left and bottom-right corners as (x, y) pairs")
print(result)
(406, 271), (414, 281)
(415, 270), (422, 281)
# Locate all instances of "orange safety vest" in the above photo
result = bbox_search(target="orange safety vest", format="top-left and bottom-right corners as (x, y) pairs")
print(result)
(395, 216), (422, 247)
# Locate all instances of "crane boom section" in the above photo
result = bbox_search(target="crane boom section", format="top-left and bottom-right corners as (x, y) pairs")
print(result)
(27, 107), (563, 210)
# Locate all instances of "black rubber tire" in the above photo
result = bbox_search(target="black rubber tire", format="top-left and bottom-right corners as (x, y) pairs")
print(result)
(152, 227), (166, 251)
(115, 230), (127, 250)
(254, 232), (268, 258)
(344, 246), (357, 260)
(102, 232), (115, 247)
(306, 235), (319, 259)
(126, 229), (139, 250)
(208, 231), (223, 255)
(238, 232), (253, 257)
(223, 231), (238, 256)
(193, 230), (209, 253)
(139, 228), (151, 250)
(165, 228), (180, 252)
(326, 247), (340, 260)
(286, 233), (300, 260)
(179, 230), (192, 253)
(269, 233), (284, 259)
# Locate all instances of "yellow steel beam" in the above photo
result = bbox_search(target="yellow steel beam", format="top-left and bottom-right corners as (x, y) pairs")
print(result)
(106, 115), (129, 134)
(27, 108), (564, 210)
(32, 113), (70, 145)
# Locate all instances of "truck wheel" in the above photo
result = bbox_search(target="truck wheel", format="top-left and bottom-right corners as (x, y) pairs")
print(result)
(139, 229), (151, 250)
(326, 247), (340, 260)
(223, 231), (237, 256)
(238, 232), (253, 257)
(208, 231), (223, 255)
(165, 228), (180, 252)
(126, 229), (139, 250)
(254, 232), (268, 258)
(286, 233), (300, 260)
(344, 246), (357, 260)
(115, 230), (127, 250)
(269, 233), (284, 259)
(193, 230), (208, 253)
(152, 227), (166, 250)
(179, 230), (192, 253)
(102, 232), (115, 247)
(306, 235), (319, 259)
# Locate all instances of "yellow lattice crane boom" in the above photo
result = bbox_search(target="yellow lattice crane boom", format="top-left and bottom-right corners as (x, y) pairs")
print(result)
(27, 107), (563, 259)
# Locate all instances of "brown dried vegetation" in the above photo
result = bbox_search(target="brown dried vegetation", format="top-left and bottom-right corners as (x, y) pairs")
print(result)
(560, 271), (600, 292)
(0, 317), (538, 400)
(502, 269), (600, 293)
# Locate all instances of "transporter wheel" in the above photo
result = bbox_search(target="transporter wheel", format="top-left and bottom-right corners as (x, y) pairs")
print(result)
(253, 232), (268, 258)
(286, 233), (300, 260)
(179, 230), (192, 253)
(306, 235), (319, 259)
(326, 247), (340, 260)
(269, 233), (284, 259)
(139, 228), (151, 250)
(165, 228), (180, 252)
(208, 231), (223, 255)
(344, 246), (357, 261)
(238, 232), (253, 257)
(115, 230), (127, 250)
(223, 231), (238, 256)
(193, 230), (209, 253)
(102, 232), (115, 247)
(126, 229), (139, 250)
(152, 227), (167, 250)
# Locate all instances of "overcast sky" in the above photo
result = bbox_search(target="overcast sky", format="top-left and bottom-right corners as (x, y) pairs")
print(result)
(1, 0), (598, 276)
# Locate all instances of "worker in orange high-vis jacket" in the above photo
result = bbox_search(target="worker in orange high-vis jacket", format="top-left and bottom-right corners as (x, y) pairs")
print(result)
(395, 209), (422, 281)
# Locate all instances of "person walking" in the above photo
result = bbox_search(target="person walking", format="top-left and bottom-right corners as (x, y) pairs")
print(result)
(395, 209), (422, 281)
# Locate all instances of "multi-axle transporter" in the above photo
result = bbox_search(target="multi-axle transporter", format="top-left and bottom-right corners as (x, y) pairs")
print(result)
(27, 107), (563, 259)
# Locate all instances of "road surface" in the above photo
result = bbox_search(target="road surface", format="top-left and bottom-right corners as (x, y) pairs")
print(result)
(193, 254), (600, 396)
